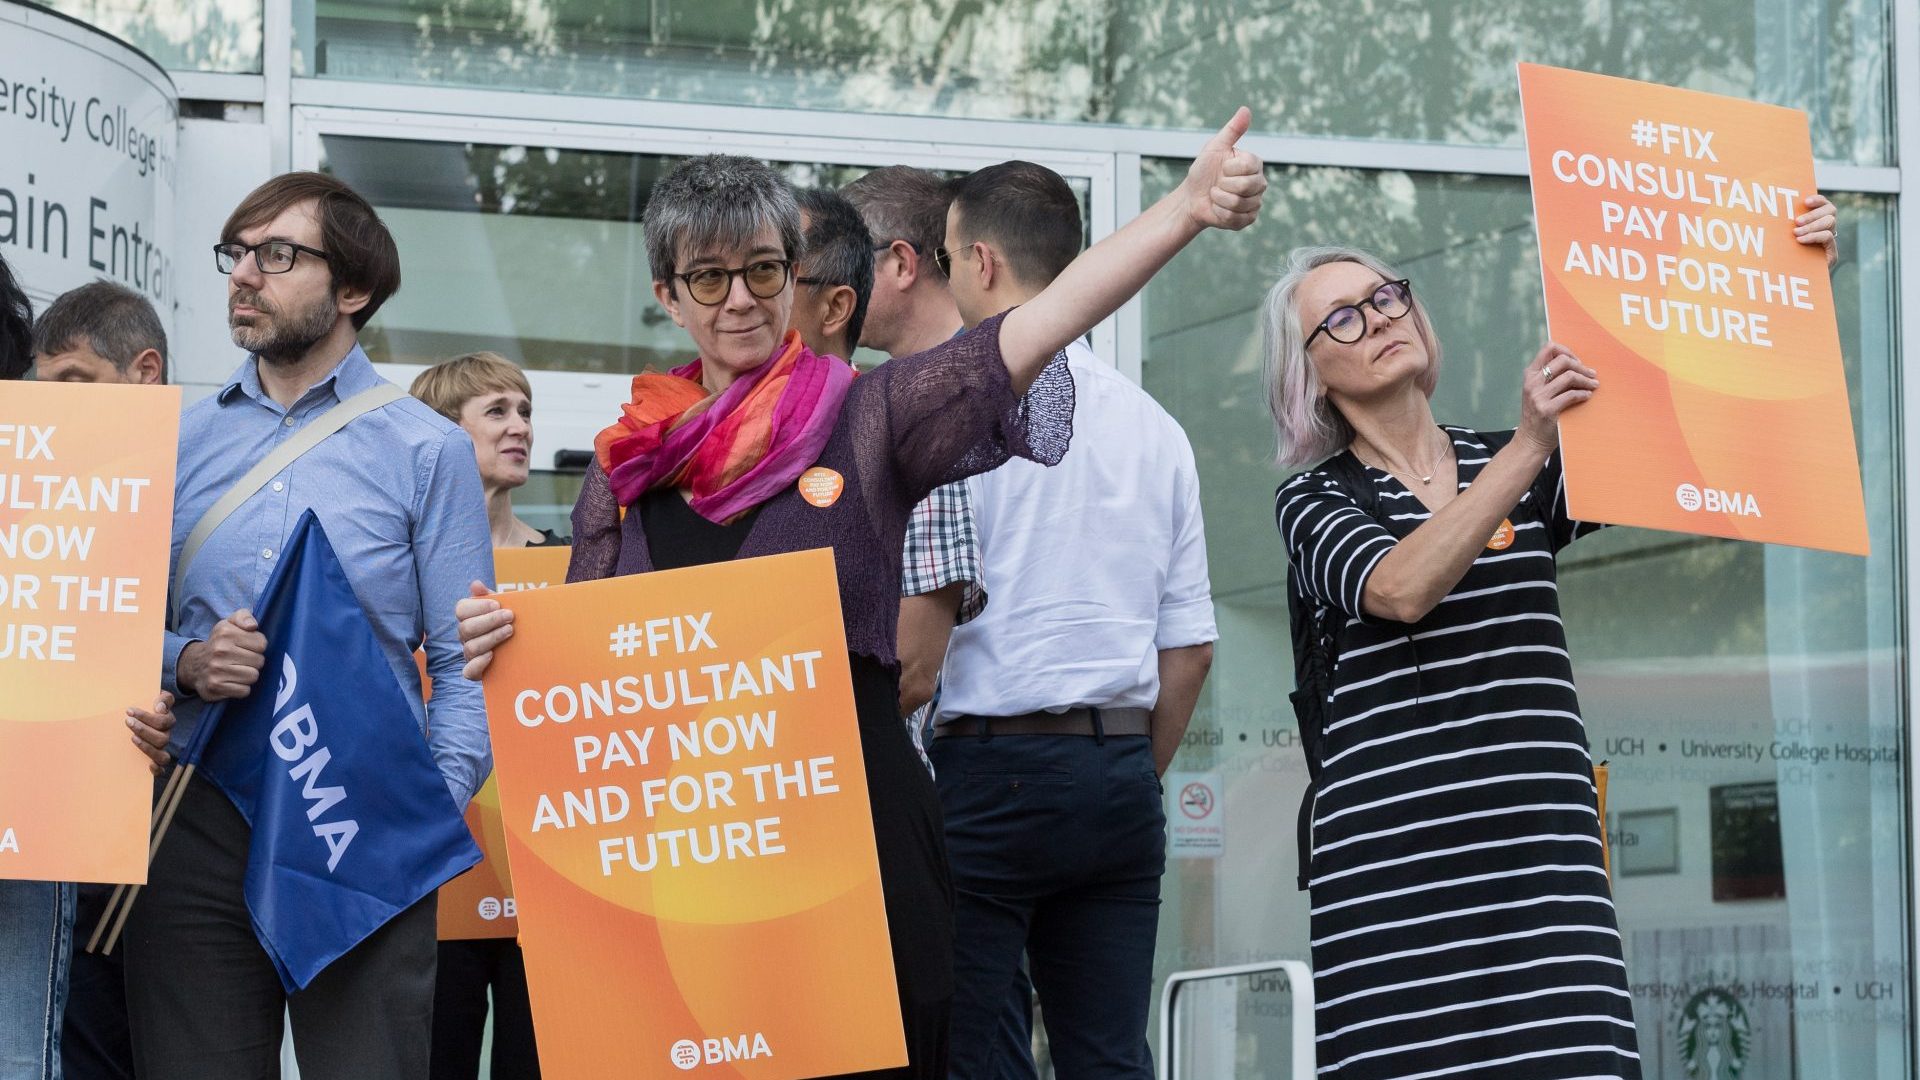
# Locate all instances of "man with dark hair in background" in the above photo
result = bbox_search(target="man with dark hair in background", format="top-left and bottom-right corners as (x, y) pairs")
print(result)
(32, 280), (169, 385)
(932, 161), (1217, 1079)
(788, 187), (874, 363)
(29, 278), (172, 1080)
(123, 172), (493, 1080)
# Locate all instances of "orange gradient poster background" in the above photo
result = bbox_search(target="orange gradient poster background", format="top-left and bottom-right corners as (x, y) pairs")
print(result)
(438, 544), (572, 940)
(1518, 63), (1867, 554)
(480, 548), (904, 1078)
(0, 382), (180, 883)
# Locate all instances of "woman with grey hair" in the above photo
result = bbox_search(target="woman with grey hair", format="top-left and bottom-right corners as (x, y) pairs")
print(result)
(457, 113), (1266, 1076)
(1269, 199), (1836, 1079)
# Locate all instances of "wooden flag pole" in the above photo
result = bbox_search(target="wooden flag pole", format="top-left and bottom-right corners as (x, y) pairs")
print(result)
(92, 761), (197, 956)
(87, 759), (192, 954)
(83, 885), (127, 955)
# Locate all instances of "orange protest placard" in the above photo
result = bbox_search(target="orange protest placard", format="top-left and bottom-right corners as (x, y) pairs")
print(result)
(1519, 63), (1867, 555)
(0, 382), (180, 883)
(438, 773), (519, 939)
(437, 544), (572, 940)
(480, 548), (904, 1078)
(494, 544), (572, 594)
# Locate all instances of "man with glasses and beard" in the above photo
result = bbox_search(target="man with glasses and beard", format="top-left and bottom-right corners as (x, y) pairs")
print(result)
(122, 173), (493, 1080)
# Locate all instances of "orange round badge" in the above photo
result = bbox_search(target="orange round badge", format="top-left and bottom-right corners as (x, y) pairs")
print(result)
(797, 467), (845, 507)
(1487, 519), (1516, 551)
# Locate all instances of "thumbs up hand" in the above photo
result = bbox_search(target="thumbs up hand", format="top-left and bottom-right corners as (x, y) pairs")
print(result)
(1183, 107), (1266, 232)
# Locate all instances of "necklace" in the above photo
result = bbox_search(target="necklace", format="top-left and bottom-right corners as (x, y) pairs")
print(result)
(1362, 430), (1449, 486)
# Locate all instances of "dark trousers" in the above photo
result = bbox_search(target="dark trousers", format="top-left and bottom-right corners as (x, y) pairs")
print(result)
(63, 885), (135, 1080)
(931, 731), (1166, 1080)
(122, 773), (438, 1080)
(431, 939), (540, 1080)
(991, 965), (1038, 1079)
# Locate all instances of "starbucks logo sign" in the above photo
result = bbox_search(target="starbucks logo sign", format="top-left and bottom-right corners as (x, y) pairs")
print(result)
(1676, 985), (1751, 1079)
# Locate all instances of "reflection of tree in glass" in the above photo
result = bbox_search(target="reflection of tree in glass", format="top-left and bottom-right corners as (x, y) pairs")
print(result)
(304, 0), (1885, 162)
(45, 0), (262, 72)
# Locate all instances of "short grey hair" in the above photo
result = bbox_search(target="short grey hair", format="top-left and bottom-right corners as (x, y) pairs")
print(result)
(841, 165), (950, 265)
(31, 280), (169, 381)
(1261, 245), (1442, 470)
(643, 155), (804, 294)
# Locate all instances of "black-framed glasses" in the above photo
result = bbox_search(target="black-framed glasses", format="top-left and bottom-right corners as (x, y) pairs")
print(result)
(1305, 279), (1413, 348)
(213, 241), (330, 275)
(872, 239), (922, 254)
(675, 259), (792, 306)
(795, 276), (843, 289)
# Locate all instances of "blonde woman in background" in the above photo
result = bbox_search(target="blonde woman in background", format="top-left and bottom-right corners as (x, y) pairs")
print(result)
(414, 352), (564, 551)
(411, 350), (559, 1080)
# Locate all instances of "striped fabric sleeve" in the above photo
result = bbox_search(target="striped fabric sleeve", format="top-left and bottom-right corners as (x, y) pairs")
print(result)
(1275, 470), (1399, 620)
(1541, 448), (1608, 551)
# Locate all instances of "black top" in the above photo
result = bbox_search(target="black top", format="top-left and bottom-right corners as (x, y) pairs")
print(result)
(635, 487), (952, 1078)
(530, 528), (569, 548)
(636, 490), (895, 708)
(636, 489), (763, 566)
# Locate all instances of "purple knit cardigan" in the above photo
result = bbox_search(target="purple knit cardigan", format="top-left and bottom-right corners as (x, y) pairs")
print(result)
(567, 312), (1074, 667)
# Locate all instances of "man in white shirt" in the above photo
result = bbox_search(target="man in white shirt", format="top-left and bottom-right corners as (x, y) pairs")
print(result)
(932, 161), (1216, 1079)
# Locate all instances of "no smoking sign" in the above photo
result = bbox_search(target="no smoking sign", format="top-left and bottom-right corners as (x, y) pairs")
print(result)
(1166, 772), (1224, 858)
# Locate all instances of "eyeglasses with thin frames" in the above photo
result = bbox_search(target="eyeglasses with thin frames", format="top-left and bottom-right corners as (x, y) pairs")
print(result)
(675, 259), (793, 306)
(1305, 279), (1413, 348)
(213, 241), (330, 275)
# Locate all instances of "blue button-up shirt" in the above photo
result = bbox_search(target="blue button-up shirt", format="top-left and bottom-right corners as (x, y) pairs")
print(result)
(163, 345), (495, 808)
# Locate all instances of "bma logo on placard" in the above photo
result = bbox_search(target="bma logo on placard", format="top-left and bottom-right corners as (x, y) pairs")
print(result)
(668, 1033), (773, 1070)
(475, 896), (517, 921)
(1675, 483), (1760, 517)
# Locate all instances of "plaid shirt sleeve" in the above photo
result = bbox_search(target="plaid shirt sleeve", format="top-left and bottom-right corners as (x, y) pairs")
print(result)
(899, 480), (987, 623)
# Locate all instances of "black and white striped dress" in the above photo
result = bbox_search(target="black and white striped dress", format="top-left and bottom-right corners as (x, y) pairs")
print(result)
(1277, 426), (1640, 1080)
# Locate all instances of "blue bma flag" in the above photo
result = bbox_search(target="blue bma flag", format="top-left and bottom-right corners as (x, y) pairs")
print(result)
(181, 510), (481, 992)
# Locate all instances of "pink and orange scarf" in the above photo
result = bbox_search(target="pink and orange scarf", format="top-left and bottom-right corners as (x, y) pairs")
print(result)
(594, 331), (854, 523)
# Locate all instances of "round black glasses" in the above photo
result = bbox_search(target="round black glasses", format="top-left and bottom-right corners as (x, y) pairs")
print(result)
(1305, 279), (1413, 348)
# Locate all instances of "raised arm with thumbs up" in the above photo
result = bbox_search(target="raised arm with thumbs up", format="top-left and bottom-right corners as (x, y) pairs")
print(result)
(996, 107), (1266, 392)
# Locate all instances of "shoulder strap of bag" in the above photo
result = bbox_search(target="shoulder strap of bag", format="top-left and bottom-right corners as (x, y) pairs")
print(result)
(171, 383), (406, 622)
(1288, 448), (1377, 891)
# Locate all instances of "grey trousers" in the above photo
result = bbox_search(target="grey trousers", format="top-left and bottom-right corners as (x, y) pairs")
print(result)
(122, 773), (437, 1080)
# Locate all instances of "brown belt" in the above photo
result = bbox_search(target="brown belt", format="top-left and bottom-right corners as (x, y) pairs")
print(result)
(933, 707), (1151, 739)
